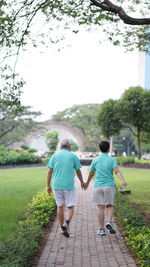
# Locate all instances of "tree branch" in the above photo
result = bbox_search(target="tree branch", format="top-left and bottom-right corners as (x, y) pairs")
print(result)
(122, 124), (137, 137)
(90, 0), (150, 25)
(13, 0), (53, 76)
(0, 125), (16, 139)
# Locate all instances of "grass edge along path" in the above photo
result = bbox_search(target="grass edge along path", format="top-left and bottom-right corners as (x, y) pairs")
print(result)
(0, 166), (48, 241)
(116, 167), (150, 213)
(0, 166), (150, 266)
(115, 189), (150, 267)
(0, 188), (56, 267)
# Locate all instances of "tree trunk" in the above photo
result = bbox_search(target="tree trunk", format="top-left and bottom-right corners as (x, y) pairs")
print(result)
(137, 129), (141, 159)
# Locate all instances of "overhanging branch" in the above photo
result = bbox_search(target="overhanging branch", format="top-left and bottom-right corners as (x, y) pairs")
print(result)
(90, 0), (150, 25)
(0, 125), (16, 139)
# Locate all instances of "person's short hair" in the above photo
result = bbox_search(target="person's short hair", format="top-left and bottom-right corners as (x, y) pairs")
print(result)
(60, 138), (70, 148)
(99, 141), (110, 153)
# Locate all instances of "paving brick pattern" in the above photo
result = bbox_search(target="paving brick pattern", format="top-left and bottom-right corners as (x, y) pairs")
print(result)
(37, 167), (137, 267)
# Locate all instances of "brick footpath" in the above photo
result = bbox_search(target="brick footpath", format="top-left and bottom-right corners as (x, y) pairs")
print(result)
(37, 166), (137, 267)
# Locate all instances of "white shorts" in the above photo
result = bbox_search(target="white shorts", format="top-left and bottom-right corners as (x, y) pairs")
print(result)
(92, 186), (116, 206)
(53, 190), (77, 207)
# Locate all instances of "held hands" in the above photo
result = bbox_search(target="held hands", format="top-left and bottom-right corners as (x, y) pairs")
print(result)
(81, 180), (128, 189)
(84, 182), (89, 190)
(80, 181), (90, 190)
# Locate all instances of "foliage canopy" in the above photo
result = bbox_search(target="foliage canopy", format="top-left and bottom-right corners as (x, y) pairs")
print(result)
(1, 0), (150, 120)
(97, 86), (150, 158)
(53, 104), (101, 151)
(0, 97), (41, 147)
(0, 0), (150, 55)
(45, 130), (59, 157)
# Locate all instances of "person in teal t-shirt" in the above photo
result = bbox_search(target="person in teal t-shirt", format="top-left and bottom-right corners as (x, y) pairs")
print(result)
(47, 138), (84, 238)
(84, 141), (127, 236)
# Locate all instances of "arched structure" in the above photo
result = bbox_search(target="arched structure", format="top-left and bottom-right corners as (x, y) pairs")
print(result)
(23, 120), (86, 153)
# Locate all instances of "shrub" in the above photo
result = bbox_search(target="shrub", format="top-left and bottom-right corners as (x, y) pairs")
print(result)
(116, 156), (135, 165)
(0, 146), (6, 152)
(115, 189), (150, 266)
(0, 151), (38, 165)
(125, 226), (150, 267)
(115, 190), (145, 227)
(24, 189), (56, 226)
(0, 222), (42, 267)
(0, 151), (18, 165)
(21, 145), (30, 150)
(0, 189), (56, 266)
(27, 148), (37, 153)
(16, 153), (37, 164)
(135, 159), (150, 165)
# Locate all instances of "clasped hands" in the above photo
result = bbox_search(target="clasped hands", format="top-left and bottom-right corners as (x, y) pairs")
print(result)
(81, 181), (89, 190)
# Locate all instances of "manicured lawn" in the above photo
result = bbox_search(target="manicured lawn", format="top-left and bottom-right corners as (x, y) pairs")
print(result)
(115, 167), (150, 212)
(0, 166), (48, 241)
(1, 166), (149, 242)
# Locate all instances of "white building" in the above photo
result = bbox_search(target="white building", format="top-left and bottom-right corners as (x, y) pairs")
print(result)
(138, 51), (150, 90)
(138, 29), (150, 90)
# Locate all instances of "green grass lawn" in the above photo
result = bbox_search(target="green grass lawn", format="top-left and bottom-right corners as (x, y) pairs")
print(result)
(115, 167), (150, 212)
(1, 166), (150, 242)
(0, 166), (48, 241)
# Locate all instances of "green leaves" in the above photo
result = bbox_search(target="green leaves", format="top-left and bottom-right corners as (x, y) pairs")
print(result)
(0, 0), (150, 57)
(24, 189), (56, 226)
(45, 130), (59, 157)
(97, 86), (150, 158)
(53, 104), (101, 151)
(116, 87), (150, 148)
(70, 139), (79, 151)
(0, 222), (42, 267)
(97, 99), (122, 138)
(114, 190), (150, 266)
(0, 188), (56, 266)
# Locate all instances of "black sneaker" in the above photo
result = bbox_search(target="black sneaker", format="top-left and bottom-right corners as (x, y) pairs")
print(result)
(60, 223), (69, 237)
(106, 222), (116, 234)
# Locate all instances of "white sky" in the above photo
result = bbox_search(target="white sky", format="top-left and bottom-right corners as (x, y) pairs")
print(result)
(18, 30), (139, 121)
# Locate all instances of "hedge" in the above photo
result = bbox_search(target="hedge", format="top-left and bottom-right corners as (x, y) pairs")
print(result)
(115, 190), (150, 267)
(0, 189), (56, 267)
(0, 151), (42, 165)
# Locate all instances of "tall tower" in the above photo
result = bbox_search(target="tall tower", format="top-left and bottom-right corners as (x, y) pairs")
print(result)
(139, 51), (150, 90)
(138, 30), (150, 90)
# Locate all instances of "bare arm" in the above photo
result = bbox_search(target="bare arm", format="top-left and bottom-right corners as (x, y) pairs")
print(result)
(47, 168), (53, 195)
(113, 167), (127, 186)
(76, 169), (84, 189)
(84, 170), (95, 190)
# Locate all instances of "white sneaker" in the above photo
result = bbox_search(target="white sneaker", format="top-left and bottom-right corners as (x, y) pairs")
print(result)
(58, 227), (64, 235)
(97, 228), (106, 236)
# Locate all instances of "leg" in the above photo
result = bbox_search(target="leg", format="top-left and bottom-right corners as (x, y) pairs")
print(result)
(61, 205), (74, 238)
(105, 204), (114, 222)
(97, 204), (105, 229)
(57, 205), (64, 225)
(105, 204), (116, 234)
(66, 206), (74, 222)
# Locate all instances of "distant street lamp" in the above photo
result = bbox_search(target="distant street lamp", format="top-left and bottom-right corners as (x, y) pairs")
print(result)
(123, 137), (130, 156)
(110, 136), (113, 156)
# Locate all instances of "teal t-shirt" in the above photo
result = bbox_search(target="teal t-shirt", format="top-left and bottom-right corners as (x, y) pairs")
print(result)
(47, 149), (81, 190)
(90, 153), (118, 187)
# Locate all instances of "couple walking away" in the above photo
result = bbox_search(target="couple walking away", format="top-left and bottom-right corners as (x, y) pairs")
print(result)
(47, 139), (127, 238)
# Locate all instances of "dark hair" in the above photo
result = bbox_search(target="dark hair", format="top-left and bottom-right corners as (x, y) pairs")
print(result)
(99, 141), (110, 153)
